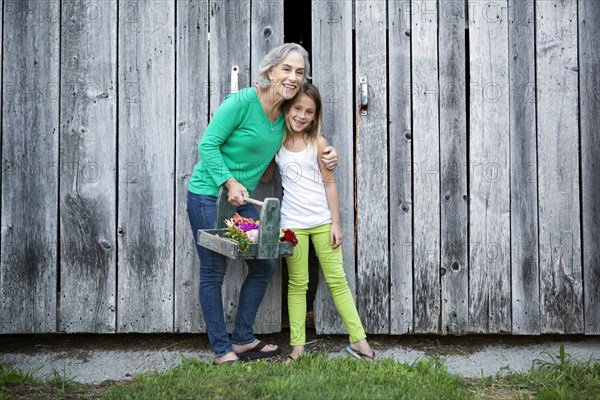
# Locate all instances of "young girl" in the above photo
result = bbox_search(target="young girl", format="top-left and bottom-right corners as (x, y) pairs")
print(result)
(275, 84), (375, 362)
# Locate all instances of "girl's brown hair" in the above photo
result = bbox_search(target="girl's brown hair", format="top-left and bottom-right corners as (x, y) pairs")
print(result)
(282, 83), (323, 151)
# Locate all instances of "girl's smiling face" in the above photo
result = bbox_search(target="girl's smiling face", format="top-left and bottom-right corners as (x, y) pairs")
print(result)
(286, 93), (316, 133)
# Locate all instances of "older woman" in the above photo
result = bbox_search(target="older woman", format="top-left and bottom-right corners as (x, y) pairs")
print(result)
(187, 43), (338, 365)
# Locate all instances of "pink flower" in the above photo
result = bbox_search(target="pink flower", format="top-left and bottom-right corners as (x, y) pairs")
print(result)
(245, 229), (259, 242)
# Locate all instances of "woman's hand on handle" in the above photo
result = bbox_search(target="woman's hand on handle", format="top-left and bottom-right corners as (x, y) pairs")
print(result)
(225, 178), (249, 207)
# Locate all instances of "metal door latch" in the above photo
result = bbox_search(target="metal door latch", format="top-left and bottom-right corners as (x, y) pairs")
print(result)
(360, 76), (368, 115)
(231, 65), (239, 93)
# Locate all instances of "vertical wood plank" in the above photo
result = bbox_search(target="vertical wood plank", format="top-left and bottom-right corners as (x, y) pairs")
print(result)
(388, 0), (413, 335)
(250, 0), (284, 333)
(117, 0), (175, 332)
(509, 0), (539, 335)
(312, 0), (355, 335)
(468, 0), (511, 333)
(59, 0), (117, 333)
(355, 0), (389, 334)
(209, 0), (251, 334)
(411, 0), (440, 333)
(1, 0), (60, 333)
(439, 0), (468, 334)
(536, 0), (583, 334)
(174, 0), (209, 333)
(580, 0), (600, 335)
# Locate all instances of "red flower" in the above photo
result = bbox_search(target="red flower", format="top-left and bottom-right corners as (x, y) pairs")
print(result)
(282, 229), (298, 246)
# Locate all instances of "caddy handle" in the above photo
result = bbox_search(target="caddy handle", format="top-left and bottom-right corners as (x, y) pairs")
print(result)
(244, 197), (264, 207)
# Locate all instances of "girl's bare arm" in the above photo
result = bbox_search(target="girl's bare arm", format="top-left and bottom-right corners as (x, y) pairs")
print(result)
(317, 135), (342, 247)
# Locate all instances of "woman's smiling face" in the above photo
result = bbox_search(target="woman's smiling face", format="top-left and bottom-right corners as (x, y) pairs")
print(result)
(286, 93), (316, 133)
(269, 51), (305, 100)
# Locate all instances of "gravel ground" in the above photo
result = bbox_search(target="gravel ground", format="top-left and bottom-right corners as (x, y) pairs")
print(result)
(1, 332), (598, 384)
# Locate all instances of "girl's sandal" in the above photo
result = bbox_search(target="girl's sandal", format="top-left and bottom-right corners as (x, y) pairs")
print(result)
(284, 353), (302, 365)
(346, 344), (376, 362)
(212, 359), (238, 366)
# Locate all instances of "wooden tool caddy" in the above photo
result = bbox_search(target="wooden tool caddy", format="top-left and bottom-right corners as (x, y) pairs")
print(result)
(197, 186), (294, 259)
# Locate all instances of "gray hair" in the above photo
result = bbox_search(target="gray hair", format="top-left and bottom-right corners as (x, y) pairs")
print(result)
(256, 43), (311, 88)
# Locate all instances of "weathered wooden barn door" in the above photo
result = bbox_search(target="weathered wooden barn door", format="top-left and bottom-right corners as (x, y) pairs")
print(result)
(468, 0), (512, 334)
(1, 0), (60, 333)
(388, 0), (414, 335)
(174, 0), (285, 335)
(438, 0), (468, 335)
(312, 1), (356, 335)
(536, 0), (583, 334)
(508, 0), (539, 335)
(174, 0), (210, 334)
(411, 0), (442, 334)
(580, 0), (600, 335)
(2, 0), (599, 336)
(117, 1), (176, 332)
(355, 1), (390, 335)
(207, 0), (285, 334)
(311, 0), (600, 336)
(249, 0), (286, 333)
(59, 0), (117, 333)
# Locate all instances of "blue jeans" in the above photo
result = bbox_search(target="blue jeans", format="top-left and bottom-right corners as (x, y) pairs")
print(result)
(187, 191), (277, 357)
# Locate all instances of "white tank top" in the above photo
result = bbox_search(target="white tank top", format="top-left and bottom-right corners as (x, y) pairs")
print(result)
(275, 145), (332, 229)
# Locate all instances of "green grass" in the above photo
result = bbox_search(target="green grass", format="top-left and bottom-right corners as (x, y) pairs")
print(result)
(1, 344), (599, 399)
(0, 363), (90, 400)
(104, 354), (469, 400)
(491, 344), (600, 400)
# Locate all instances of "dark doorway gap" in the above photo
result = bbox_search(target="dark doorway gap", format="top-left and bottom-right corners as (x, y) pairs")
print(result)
(281, 0), (317, 330)
(284, 1), (312, 67)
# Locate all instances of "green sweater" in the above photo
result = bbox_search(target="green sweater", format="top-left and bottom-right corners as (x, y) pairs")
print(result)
(188, 87), (284, 196)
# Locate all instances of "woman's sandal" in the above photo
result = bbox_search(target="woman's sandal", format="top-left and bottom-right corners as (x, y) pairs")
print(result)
(346, 344), (376, 362)
(235, 340), (280, 361)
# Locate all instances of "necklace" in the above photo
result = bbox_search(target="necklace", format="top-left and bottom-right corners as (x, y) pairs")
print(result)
(264, 108), (280, 132)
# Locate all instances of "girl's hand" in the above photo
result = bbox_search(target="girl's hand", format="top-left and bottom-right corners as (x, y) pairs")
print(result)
(321, 145), (338, 170)
(330, 223), (343, 248)
(225, 178), (249, 206)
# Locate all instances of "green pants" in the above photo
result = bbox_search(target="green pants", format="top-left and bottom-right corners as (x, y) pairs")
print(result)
(286, 224), (366, 346)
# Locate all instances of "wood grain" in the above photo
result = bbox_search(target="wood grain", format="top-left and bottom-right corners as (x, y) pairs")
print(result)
(508, 0), (539, 335)
(249, 0), (284, 333)
(59, 0), (117, 333)
(439, 0), (469, 335)
(536, 0), (583, 334)
(468, 0), (511, 333)
(388, 0), (414, 335)
(312, 0), (355, 335)
(174, 0), (209, 333)
(355, 0), (389, 334)
(580, 0), (600, 335)
(117, 0), (175, 332)
(412, 0), (441, 333)
(1, 0), (60, 333)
